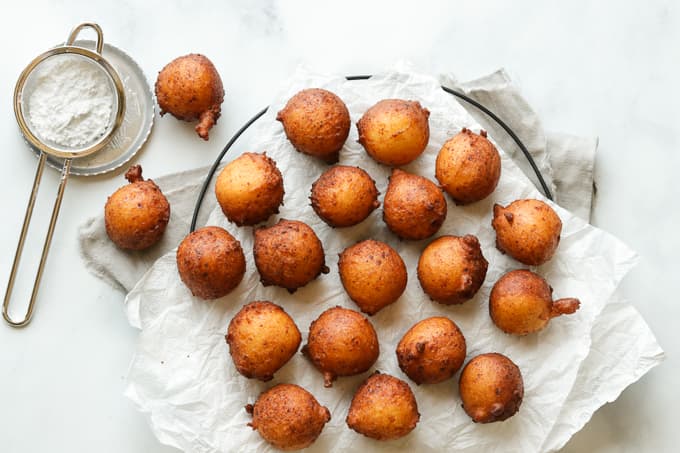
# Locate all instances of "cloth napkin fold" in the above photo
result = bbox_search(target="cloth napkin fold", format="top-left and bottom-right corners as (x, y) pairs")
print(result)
(78, 68), (662, 452)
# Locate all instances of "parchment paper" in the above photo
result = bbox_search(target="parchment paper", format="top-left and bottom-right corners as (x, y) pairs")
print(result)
(122, 69), (643, 452)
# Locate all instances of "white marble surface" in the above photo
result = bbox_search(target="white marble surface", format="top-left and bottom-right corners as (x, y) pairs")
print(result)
(0, 1), (677, 452)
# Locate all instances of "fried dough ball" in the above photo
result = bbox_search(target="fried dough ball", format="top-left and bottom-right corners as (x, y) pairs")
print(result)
(276, 88), (350, 163)
(155, 54), (224, 140)
(435, 128), (501, 204)
(226, 301), (301, 381)
(215, 152), (284, 226)
(346, 372), (420, 440)
(105, 165), (170, 250)
(357, 99), (430, 166)
(489, 269), (580, 336)
(310, 165), (379, 227)
(396, 317), (467, 385)
(417, 235), (488, 305)
(338, 240), (407, 315)
(176, 226), (245, 299)
(253, 219), (329, 292)
(492, 199), (562, 265)
(383, 169), (447, 240)
(459, 353), (524, 423)
(303, 306), (379, 387)
(246, 384), (330, 451)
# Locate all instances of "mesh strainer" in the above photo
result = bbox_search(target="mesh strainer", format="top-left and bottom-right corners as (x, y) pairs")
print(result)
(3, 23), (125, 327)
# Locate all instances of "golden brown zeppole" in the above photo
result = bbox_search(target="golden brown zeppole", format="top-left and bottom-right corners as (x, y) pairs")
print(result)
(459, 353), (524, 423)
(396, 317), (467, 385)
(346, 372), (420, 440)
(155, 54), (224, 140)
(436, 128), (501, 204)
(492, 199), (562, 265)
(246, 384), (330, 451)
(310, 165), (379, 227)
(383, 169), (447, 240)
(215, 152), (284, 226)
(357, 99), (430, 166)
(490, 269), (580, 335)
(303, 306), (379, 387)
(176, 226), (245, 299)
(253, 219), (329, 292)
(277, 88), (350, 163)
(105, 165), (170, 251)
(338, 239), (407, 315)
(226, 301), (301, 381)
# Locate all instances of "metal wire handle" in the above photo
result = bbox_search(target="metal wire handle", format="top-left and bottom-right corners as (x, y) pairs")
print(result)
(3, 23), (113, 328)
(3, 157), (71, 327)
(67, 22), (104, 53)
(190, 75), (553, 233)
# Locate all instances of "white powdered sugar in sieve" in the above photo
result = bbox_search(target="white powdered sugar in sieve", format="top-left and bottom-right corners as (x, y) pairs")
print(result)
(26, 54), (114, 149)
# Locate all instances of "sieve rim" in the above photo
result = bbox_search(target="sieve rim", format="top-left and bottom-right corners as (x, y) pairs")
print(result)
(13, 44), (126, 159)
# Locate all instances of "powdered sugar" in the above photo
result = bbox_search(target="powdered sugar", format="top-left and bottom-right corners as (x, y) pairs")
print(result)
(27, 55), (114, 149)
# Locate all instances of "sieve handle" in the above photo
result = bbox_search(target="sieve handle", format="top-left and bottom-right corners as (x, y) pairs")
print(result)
(3, 155), (72, 327)
(66, 22), (104, 54)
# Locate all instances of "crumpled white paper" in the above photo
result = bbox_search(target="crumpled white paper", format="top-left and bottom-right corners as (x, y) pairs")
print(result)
(124, 69), (641, 452)
(541, 288), (663, 451)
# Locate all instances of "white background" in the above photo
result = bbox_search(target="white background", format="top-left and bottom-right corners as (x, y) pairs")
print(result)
(0, 1), (678, 452)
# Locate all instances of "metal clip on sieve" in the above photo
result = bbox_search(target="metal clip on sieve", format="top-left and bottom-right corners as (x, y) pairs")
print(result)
(3, 23), (126, 327)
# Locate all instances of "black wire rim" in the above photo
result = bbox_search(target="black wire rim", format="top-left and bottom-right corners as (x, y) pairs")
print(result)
(190, 75), (553, 232)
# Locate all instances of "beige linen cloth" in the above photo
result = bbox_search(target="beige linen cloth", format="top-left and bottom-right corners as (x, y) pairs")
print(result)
(78, 69), (663, 452)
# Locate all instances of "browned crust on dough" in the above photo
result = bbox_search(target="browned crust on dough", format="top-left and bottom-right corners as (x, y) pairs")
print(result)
(417, 234), (488, 305)
(396, 316), (467, 385)
(491, 199), (562, 265)
(226, 301), (301, 381)
(459, 353), (523, 423)
(253, 219), (328, 292)
(383, 169), (447, 240)
(346, 371), (420, 440)
(338, 239), (407, 315)
(246, 384), (331, 450)
(277, 88), (350, 163)
(303, 306), (379, 387)
(310, 165), (379, 227)
(176, 226), (245, 299)
(105, 165), (170, 250)
(215, 152), (284, 226)
(155, 54), (224, 140)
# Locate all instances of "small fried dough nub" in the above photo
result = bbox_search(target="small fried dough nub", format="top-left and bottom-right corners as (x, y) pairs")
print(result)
(492, 199), (562, 265)
(383, 169), (447, 240)
(253, 219), (329, 292)
(417, 235), (488, 305)
(176, 226), (246, 300)
(489, 269), (580, 335)
(246, 384), (331, 451)
(396, 317), (467, 385)
(276, 88), (350, 163)
(226, 301), (301, 381)
(435, 128), (501, 204)
(459, 353), (524, 423)
(338, 240), (407, 315)
(346, 372), (420, 440)
(303, 306), (379, 387)
(310, 165), (380, 227)
(215, 152), (284, 226)
(357, 99), (430, 166)
(155, 54), (224, 140)
(105, 165), (170, 251)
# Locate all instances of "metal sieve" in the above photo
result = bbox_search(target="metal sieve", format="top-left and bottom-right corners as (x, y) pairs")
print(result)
(3, 23), (126, 327)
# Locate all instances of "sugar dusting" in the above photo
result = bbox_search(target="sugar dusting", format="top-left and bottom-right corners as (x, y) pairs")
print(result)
(27, 55), (114, 148)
